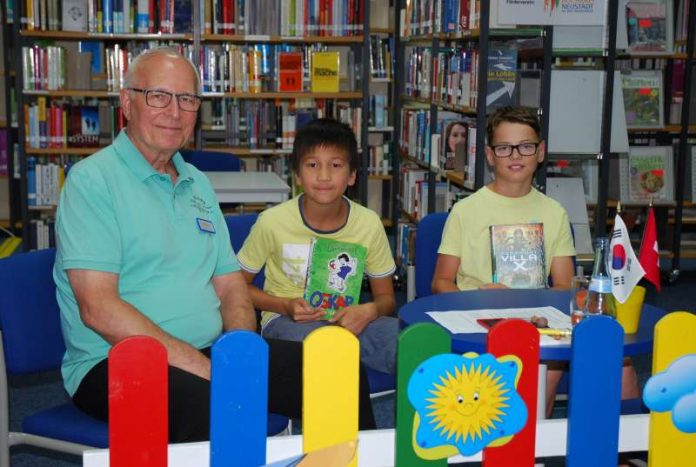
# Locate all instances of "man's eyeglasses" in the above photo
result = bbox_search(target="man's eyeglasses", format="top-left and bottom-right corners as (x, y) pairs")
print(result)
(489, 142), (541, 158)
(127, 88), (202, 112)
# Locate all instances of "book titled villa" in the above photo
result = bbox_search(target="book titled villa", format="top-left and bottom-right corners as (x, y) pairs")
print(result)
(489, 223), (546, 289)
(310, 51), (340, 93)
(303, 238), (367, 320)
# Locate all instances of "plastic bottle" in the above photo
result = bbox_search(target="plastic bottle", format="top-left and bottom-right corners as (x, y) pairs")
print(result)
(583, 237), (617, 319)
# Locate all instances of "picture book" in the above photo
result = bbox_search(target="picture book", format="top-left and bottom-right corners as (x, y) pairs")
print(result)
(626, 1), (671, 53)
(621, 70), (664, 128)
(486, 45), (518, 109)
(489, 223), (546, 289)
(623, 146), (674, 203)
(310, 51), (340, 93)
(278, 51), (303, 92)
(68, 105), (99, 147)
(61, 0), (88, 31)
(303, 238), (367, 320)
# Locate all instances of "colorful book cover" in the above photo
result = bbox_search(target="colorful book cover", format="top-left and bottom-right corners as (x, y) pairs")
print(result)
(621, 71), (664, 128)
(489, 223), (546, 289)
(627, 147), (673, 203)
(68, 105), (99, 147)
(303, 237), (367, 320)
(626, 1), (669, 53)
(278, 51), (303, 92)
(310, 51), (340, 93)
(486, 45), (518, 109)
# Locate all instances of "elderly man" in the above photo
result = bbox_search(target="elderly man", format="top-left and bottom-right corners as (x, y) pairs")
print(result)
(53, 48), (375, 442)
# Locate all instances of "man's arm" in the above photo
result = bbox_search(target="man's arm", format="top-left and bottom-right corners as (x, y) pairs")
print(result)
(549, 256), (574, 289)
(330, 275), (395, 335)
(240, 270), (324, 322)
(213, 270), (257, 332)
(68, 269), (212, 380)
(431, 253), (461, 293)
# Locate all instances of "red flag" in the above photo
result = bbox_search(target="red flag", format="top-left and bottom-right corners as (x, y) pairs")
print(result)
(639, 207), (661, 291)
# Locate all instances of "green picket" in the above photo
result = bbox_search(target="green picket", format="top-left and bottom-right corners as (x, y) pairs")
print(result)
(395, 323), (452, 466)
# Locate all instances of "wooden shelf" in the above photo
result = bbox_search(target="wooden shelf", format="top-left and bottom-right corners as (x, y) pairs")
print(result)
(402, 27), (542, 43)
(201, 34), (364, 43)
(398, 148), (430, 170)
(444, 171), (467, 188)
(368, 174), (392, 180)
(202, 146), (292, 156)
(20, 30), (191, 40)
(201, 91), (362, 99)
(627, 125), (696, 133)
(381, 218), (393, 227)
(23, 89), (119, 98)
(370, 28), (391, 35)
(25, 147), (99, 155)
(399, 95), (475, 113)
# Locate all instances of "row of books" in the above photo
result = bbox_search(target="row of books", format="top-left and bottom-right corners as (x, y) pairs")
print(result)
(26, 157), (67, 206)
(367, 143), (391, 176)
(24, 98), (125, 149)
(368, 36), (392, 81)
(200, 0), (365, 37)
(368, 94), (388, 129)
(401, 0), (482, 37)
(22, 42), (194, 91)
(400, 165), (459, 221)
(200, 44), (347, 93)
(201, 98), (362, 149)
(28, 217), (56, 251)
(23, 0), (193, 33)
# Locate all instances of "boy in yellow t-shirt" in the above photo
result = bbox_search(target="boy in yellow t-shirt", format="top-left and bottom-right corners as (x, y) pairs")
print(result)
(432, 106), (638, 415)
(237, 118), (397, 375)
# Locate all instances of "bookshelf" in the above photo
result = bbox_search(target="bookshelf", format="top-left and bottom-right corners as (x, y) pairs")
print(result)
(11, 0), (394, 249)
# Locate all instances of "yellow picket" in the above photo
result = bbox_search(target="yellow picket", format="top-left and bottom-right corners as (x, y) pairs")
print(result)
(649, 311), (696, 467)
(303, 326), (359, 467)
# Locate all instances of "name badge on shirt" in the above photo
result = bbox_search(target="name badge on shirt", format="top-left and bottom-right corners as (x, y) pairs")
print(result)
(196, 218), (216, 234)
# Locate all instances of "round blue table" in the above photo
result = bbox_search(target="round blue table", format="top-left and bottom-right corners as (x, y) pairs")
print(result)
(399, 289), (666, 360)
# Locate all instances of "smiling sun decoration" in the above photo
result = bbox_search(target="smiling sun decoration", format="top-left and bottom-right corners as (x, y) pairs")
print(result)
(408, 353), (527, 459)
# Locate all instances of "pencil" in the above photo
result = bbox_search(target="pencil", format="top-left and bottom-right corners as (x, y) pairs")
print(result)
(537, 328), (572, 337)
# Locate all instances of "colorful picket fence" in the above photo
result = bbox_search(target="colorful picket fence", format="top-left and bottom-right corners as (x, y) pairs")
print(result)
(98, 312), (696, 467)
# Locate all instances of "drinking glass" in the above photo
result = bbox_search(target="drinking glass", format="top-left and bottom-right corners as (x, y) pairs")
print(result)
(569, 275), (590, 326)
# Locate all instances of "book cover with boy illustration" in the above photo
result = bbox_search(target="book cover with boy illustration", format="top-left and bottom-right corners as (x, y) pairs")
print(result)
(303, 238), (367, 320)
(489, 223), (546, 289)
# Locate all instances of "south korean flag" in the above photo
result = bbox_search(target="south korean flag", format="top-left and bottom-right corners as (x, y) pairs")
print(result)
(610, 214), (645, 303)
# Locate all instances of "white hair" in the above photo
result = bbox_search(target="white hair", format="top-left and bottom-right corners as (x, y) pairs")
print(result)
(123, 47), (201, 93)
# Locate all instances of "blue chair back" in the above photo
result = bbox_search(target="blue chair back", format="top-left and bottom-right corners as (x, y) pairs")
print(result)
(414, 212), (449, 299)
(180, 149), (242, 172)
(0, 248), (64, 374)
(225, 214), (265, 289)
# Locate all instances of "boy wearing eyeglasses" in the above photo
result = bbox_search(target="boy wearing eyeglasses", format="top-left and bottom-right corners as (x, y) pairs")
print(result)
(432, 105), (575, 293)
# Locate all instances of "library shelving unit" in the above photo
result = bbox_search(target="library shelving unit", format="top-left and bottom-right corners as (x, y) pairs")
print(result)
(11, 0), (387, 249)
(1, 0), (19, 231)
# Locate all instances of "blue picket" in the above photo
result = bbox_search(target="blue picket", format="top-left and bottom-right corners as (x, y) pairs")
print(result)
(210, 331), (269, 467)
(566, 316), (624, 467)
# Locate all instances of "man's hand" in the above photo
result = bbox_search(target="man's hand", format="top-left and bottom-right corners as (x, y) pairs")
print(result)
(329, 303), (378, 336)
(286, 298), (325, 322)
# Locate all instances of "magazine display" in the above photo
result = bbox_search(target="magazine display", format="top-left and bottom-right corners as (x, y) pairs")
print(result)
(621, 70), (664, 129)
(489, 223), (546, 289)
(303, 238), (367, 320)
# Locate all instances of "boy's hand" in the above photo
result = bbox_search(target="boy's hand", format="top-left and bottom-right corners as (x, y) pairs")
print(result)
(329, 303), (378, 336)
(286, 298), (324, 322)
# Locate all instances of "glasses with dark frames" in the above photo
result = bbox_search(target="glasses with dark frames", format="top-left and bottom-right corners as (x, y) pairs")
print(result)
(489, 142), (541, 158)
(128, 88), (202, 112)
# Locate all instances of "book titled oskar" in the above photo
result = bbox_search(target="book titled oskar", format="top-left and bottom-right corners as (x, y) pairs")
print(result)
(303, 238), (367, 320)
(489, 223), (546, 289)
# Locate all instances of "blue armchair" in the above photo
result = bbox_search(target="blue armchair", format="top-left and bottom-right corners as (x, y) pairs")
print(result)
(0, 249), (109, 465)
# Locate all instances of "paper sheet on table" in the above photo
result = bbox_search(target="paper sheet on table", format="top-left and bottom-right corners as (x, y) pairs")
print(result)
(426, 306), (573, 346)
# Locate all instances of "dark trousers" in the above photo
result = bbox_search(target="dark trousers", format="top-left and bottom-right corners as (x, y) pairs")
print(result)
(73, 337), (376, 442)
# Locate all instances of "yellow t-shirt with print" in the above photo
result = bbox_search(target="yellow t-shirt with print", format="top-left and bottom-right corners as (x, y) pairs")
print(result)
(438, 186), (576, 290)
(237, 195), (396, 327)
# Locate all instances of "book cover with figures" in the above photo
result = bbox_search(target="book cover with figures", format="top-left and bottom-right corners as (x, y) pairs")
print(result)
(621, 71), (664, 128)
(489, 223), (546, 289)
(303, 238), (367, 320)
(626, 1), (670, 53)
(627, 146), (674, 203)
(310, 52), (340, 93)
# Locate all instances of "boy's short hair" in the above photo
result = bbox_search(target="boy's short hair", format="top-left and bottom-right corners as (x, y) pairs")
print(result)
(486, 106), (541, 143)
(291, 118), (359, 173)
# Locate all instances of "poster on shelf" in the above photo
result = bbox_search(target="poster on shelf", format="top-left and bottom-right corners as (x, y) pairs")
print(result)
(497, 0), (607, 26)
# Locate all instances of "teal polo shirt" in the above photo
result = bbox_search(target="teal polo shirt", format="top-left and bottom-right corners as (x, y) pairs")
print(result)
(54, 130), (239, 396)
